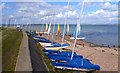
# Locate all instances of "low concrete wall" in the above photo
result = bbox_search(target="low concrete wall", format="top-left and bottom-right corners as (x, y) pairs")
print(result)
(15, 31), (32, 71)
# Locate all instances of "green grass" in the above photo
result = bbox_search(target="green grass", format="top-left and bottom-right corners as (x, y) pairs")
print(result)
(0, 32), (2, 52)
(2, 28), (23, 71)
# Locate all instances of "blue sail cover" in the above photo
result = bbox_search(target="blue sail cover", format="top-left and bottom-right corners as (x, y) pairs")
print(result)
(47, 55), (83, 62)
(26, 31), (36, 35)
(46, 51), (83, 59)
(51, 58), (100, 70)
(35, 37), (51, 43)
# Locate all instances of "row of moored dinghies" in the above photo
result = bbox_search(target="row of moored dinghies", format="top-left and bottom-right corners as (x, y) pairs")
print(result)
(26, 0), (100, 72)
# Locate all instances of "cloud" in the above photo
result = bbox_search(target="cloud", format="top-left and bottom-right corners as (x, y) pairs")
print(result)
(85, 8), (118, 24)
(2, 1), (118, 24)
(102, 2), (118, 11)
(111, 5), (118, 11)
(102, 2), (111, 10)
(67, 10), (77, 17)
(56, 12), (64, 18)
(111, 11), (118, 17)
(88, 9), (111, 18)
(0, 3), (6, 9)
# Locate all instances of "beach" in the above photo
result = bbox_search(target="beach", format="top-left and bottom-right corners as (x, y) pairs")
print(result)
(42, 34), (118, 71)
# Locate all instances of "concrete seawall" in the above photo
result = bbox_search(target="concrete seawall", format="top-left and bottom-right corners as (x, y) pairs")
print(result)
(15, 31), (32, 71)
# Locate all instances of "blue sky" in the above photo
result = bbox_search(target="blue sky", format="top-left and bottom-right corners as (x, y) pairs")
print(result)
(1, 1), (118, 25)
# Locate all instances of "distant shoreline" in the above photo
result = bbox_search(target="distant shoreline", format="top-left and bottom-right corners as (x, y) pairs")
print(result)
(1, 24), (119, 26)
(64, 35), (119, 50)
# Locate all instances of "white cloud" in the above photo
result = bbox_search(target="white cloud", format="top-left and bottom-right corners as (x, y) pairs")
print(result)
(0, 3), (6, 9)
(89, 9), (111, 18)
(65, 10), (77, 17)
(56, 13), (64, 18)
(102, 2), (118, 11)
(38, 10), (45, 15)
(111, 5), (118, 11)
(103, 2), (111, 10)
(111, 11), (118, 17)
(85, 8), (118, 24)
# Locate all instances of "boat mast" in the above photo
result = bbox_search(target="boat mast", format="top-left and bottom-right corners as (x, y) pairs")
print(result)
(67, 24), (69, 34)
(51, 9), (56, 43)
(61, 0), (70, 45)
(71, 0), (85, 60)
(45, 9), (48, 32)
(22, 16), (24, 30)
(29, 16), (32, 32)
(5, 19), (7, 27)
(14, 18), (16, 28)
(47, 11), (53, 38)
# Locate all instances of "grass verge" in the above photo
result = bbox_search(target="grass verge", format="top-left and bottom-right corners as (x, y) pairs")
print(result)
(2, 28), (23, 71)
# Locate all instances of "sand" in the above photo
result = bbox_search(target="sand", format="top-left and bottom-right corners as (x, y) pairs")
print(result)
(41, 34), (118, 71)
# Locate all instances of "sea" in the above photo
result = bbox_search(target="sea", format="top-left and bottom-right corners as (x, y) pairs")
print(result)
(25, 24), (119, 48)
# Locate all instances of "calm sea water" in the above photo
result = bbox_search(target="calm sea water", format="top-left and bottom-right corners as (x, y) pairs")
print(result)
(26, 24), (118, 47)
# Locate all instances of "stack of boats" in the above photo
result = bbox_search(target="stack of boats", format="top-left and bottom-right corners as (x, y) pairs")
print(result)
(26, 0), (100, 72)
(26, 30), (100, 72)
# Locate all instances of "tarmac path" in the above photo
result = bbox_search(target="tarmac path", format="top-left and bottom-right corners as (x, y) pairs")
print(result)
(28, 37), (48, 72)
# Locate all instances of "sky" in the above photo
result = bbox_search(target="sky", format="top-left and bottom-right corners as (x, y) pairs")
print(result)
(0, 0), (119, 25)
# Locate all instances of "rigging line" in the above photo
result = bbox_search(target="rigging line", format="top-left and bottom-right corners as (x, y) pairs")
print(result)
(71, 0), (85, 60)
(61, 0), (70, 45)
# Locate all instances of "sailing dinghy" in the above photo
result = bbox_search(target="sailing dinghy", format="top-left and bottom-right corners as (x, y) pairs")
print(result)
(43, 10), (70, 50)
(44, 23), (49, 34)
(70, 24), (85, 40)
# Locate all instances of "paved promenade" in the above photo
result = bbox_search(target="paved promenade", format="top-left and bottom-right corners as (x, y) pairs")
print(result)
(15, 31), (32, 71)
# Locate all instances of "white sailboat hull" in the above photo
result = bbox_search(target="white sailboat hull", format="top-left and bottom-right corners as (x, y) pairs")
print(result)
(44, 32), (48, 34)
(45, 45), (69, 50)
(54, 66), (95, 71)
(33, 38), (39, 40)
(39, 42), (53, 47)
(70, 37), (85, 40)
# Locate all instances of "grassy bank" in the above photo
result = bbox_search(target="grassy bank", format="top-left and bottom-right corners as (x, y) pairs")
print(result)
(2, 28), (23, 71)
(0, 32), (2, 52)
